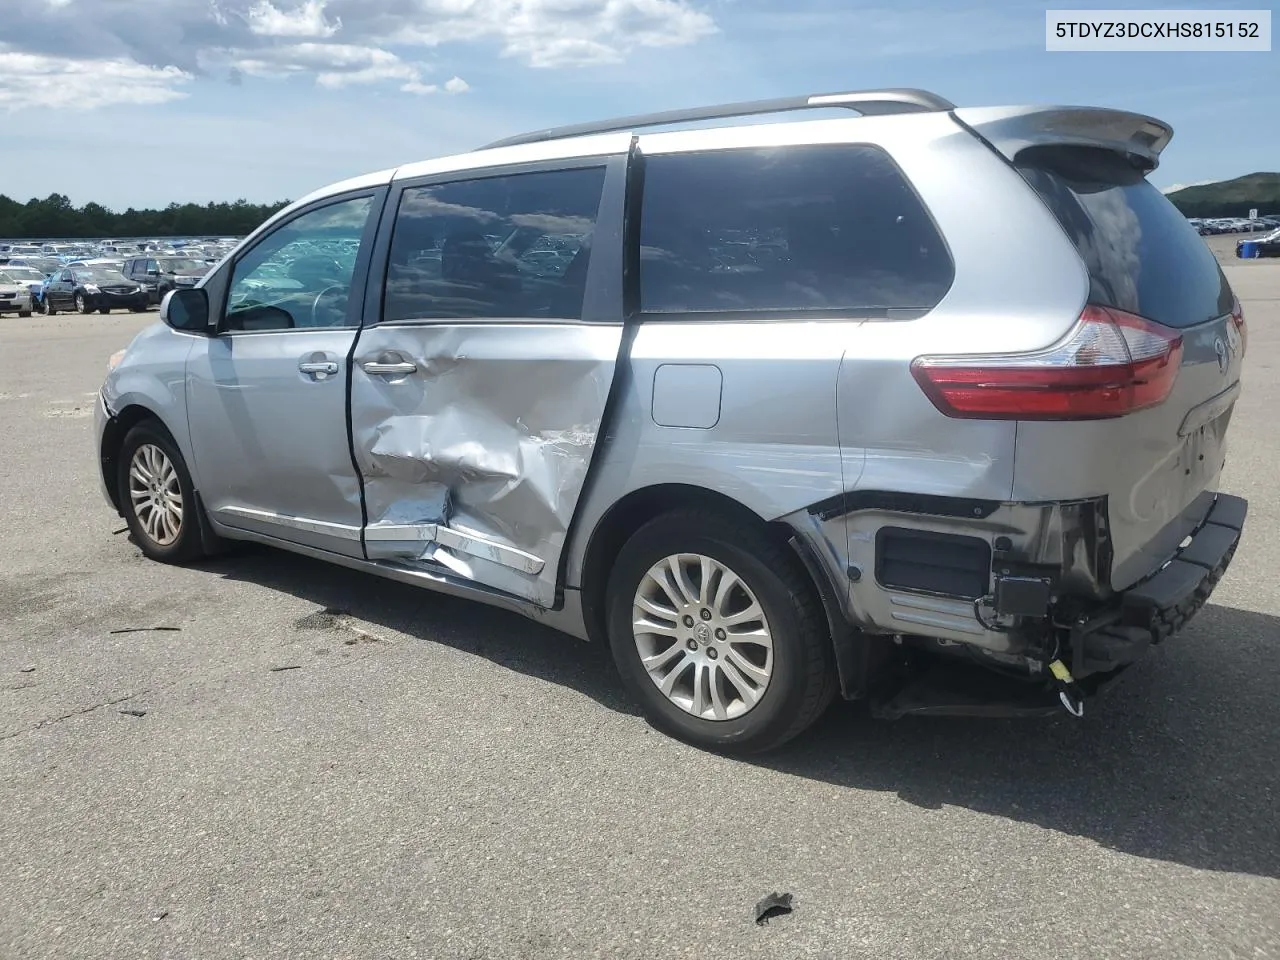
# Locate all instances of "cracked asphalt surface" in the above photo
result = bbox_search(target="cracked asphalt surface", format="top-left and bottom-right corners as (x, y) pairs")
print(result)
(1, 239), (1278, 959)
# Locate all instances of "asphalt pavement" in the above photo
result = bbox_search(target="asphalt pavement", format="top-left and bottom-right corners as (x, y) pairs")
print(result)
(1, 246), (1277, 959)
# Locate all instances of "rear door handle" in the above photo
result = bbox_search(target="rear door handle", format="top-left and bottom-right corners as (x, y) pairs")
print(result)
(362, 360), (417, 375)
(299, 361), (340, 375)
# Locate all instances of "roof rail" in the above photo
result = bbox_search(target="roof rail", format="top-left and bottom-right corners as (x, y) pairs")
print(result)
(479, 88), (955, 150)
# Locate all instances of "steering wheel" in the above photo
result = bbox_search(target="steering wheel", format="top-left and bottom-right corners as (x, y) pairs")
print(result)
(310, 284), (349, 327)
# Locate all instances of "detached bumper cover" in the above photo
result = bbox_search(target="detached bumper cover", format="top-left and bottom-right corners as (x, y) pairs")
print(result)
(1077, 493), (1247, 676)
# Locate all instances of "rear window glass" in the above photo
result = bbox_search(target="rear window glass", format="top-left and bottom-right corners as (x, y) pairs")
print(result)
(1016, 146), (1233, 329)
(638, 144), (953, 315)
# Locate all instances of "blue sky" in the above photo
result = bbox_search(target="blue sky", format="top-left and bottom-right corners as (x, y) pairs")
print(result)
(0, 0), (1274, 209)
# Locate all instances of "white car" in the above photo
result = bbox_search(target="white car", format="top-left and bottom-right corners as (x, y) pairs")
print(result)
(0, 269), (35, 316)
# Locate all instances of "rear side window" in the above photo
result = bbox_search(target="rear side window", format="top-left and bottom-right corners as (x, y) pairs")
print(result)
(638, 144), (953, 315)
(383, 166), (606, 323)
(1016, 146), (1233, 329)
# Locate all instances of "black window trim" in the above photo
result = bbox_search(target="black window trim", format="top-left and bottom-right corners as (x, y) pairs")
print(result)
(630, 141), (955, 323)
(364, 153), (628, 330)
(214, 186), (389, 337)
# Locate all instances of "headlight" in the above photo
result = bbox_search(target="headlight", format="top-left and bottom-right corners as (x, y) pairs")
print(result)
(107, 349), (126, 372)
(84, 284), (100, 293)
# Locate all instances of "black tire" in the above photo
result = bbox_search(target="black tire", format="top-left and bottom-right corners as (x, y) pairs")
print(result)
(606, 509), (836, 754)
(98, 307), (111, 315)
(18, 309), (31, 318)
(44, 299), (56, 316)
(75, 292), (91, 315)
(117, 420), (206, 564)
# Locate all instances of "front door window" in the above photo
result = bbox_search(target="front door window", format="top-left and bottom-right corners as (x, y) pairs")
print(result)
(224, 197), (373, 332)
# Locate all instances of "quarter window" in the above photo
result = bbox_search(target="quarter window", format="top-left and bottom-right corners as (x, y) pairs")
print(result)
(638, 145), (954, 315)
(383, 166), (607, 323)
(224, 196), (373, 332)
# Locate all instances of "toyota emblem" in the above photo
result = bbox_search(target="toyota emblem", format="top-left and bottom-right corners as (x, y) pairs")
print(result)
(1214, 337), (1228, 374)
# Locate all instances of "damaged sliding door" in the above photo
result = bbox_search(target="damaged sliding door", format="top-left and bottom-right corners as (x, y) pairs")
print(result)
(349, 154), (628, 607)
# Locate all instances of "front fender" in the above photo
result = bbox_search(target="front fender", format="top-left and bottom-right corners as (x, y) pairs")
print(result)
(101, 323), (199, 482)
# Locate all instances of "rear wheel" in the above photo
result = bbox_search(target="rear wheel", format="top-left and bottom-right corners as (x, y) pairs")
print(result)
(606, 509), (836, 754)
(117, 421), (206, 564)
(75, 293), (91, 315)
(18, 309), (31, 318)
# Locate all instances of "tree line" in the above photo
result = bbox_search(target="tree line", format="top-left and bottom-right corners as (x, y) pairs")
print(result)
(0, 193), (292, 240)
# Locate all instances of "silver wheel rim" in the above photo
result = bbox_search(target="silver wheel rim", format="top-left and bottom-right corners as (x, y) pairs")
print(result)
(128, 443), (183, 546)
(632, 553), (774, 721)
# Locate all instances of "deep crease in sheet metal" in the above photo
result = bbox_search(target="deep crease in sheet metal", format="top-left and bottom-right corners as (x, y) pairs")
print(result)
(351, 323), (618, 607)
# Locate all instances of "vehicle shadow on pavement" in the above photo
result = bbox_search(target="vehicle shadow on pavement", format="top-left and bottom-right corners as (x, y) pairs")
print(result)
(208, 547), (1279, 880)
(205, 545), (639, 717)
(764, 601), (1280, 880)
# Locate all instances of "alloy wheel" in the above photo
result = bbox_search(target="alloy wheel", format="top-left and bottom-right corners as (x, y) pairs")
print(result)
(631, 553), (774, 721)
(128, 443), (184, 546)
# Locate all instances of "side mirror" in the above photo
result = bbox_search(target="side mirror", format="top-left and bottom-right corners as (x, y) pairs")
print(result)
(161, 287), (212, 333)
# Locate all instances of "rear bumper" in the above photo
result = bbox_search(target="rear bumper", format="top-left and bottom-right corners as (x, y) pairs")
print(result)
(1071, 492), (1247, 679)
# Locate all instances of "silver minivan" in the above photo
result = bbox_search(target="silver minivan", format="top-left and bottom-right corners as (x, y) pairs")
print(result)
(96, 89), (1248, 752)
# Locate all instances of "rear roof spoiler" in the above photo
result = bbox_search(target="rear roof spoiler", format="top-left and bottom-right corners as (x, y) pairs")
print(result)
(952, 105), (1173, 172)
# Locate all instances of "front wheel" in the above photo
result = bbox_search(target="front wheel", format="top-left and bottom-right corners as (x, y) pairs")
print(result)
(18, 309), (31, 318)
(606, 510), (836, 754)
(75, 293), (91, 314)
(117, 421), (206, 563)
(44, 299), (56, 316)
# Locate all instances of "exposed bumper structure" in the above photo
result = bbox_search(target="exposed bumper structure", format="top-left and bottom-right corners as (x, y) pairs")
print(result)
(1070, 492), (1247, 680)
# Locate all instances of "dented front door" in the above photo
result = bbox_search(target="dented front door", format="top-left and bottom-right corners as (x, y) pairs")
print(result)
(349, 155), (628, 606)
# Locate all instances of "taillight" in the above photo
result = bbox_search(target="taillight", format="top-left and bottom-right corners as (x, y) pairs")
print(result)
(911, 305), (1183, 420)
(1230, 295), (1247, 358)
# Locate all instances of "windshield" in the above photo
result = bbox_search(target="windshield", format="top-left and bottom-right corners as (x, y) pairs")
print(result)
(77, 268), (129, 283)
(0, 267), (45, 282)
(158, 258), (206, 273)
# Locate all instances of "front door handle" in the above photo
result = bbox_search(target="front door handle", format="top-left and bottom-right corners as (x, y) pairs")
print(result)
(299, 360), (340, 376)
(362, 360), (417, 375)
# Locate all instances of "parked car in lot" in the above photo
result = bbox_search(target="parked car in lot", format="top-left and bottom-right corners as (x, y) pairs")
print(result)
(0, 264), (48, 300)
(97, 89), (1248, 751)
(5, 256), (63, 276)
(45, 266), (148, 314)
(122, 256), (212, 303)
(67, 258), (126, 273)
(0, 269), (35, 316)
(1238, 228), (1280, 258)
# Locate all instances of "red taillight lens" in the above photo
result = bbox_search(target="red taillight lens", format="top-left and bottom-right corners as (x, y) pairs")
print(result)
(1230, 295), (1247, 358)
(911, 305), (1183, 420)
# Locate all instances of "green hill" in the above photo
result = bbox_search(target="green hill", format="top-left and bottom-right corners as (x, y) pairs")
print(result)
(1167, 173), (1280, 218)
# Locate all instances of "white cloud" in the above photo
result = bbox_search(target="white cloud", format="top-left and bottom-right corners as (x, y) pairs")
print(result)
(390, 0), (717, 67)
(401, 79), (439, 95)
(1161, 180), (1216, 194)
(215, 42), (448, 93)
(245, 0), (341, 39)
(0, 50), (192, 111)
(1, 0), (717, 112)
